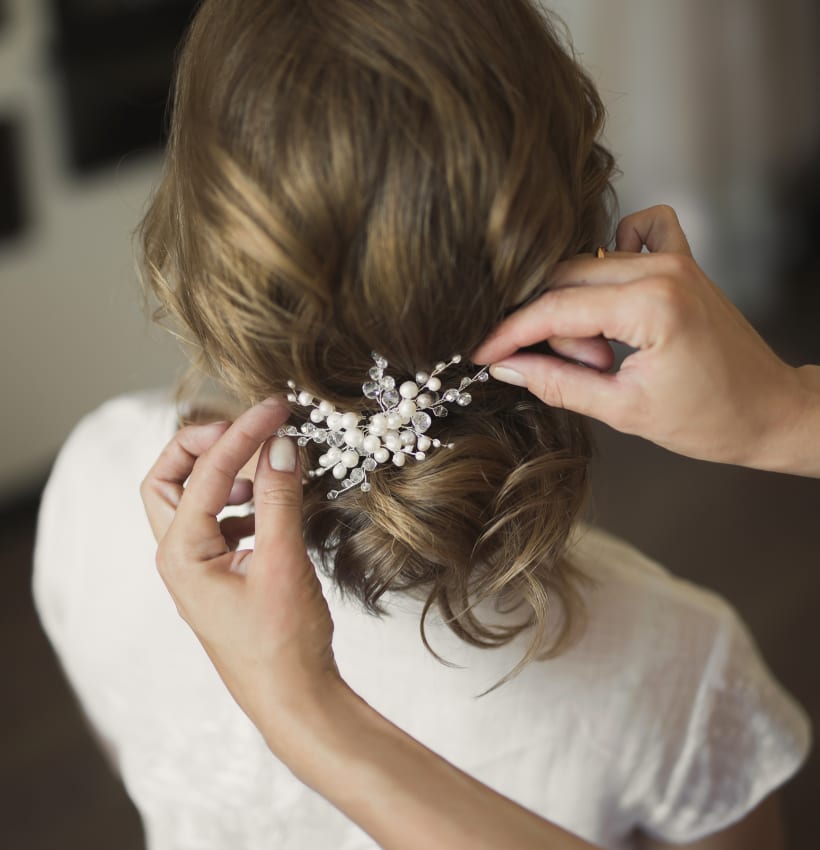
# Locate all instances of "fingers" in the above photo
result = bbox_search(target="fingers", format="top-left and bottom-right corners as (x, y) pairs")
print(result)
(547, 335), (614, 371)
(489, 351), (626, 423)
(474, 282), (648, 365)
(615, 204), (692, 256)
(227, 478), (254, 506)
(174, 398), (291, 540)
(247, 436), (307, 582)
(141, 420), (231, 542)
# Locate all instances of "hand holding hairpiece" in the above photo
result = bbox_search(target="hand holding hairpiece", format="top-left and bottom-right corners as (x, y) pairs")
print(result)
(278, 352), (490, 499)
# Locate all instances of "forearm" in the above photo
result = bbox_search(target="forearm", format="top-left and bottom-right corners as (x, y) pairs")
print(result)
(264, 681), (599, 850)
(757, 364), (820, 478)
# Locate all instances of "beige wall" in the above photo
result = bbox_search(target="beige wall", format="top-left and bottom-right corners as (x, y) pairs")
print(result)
(0, 1), (183, 499)
(1, 0), (818, 499)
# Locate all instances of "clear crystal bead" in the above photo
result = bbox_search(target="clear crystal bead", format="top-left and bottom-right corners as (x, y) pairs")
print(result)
(300, 422), (316, 434)
(312, 431), (327, 443)
(459, 377), (471, 389)
(380, 375), (396, 390)
(342, 478), (352, 488)
(415, 371), (429, 384)
(382, 389), (400, 406)
(350, 468), (364, 483)
(457, 393), (472, 406)
(372, 352), (388, 369)
(411, 412), (432, 432)
(327, 431), (346, 448)
(452, 354), (462, 363)
(443, 389), (459, 402)
(433, 406), (448, 417)
(327, 490), (339, 500)
(361, 482), (372, 493)
(477, 371), (489, 382)
(362, 458), (377, 471)
(363, 381), (381, 398)
(368, 366), (383, 381)
(297, 436), (309, 446)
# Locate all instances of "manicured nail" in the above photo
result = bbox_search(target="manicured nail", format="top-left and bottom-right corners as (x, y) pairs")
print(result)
(269, 436), (297, 472)
(489, 364), (526, 387)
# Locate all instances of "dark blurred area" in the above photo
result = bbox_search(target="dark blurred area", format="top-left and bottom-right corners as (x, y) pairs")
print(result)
(0, 0), (818, 848)
(50, 0), (198, 172)
(0, 118), (26, 239)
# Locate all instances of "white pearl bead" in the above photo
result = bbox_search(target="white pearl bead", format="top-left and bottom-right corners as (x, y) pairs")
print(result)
(341, 412), (359, 430)
(332, 462), (347, 479)
(326, 412), (343, 431)
(341, 450), (359, 468)
(369, 413), (387, 433)
(426, 377), (441, 391)
(401, 430), (416, 446)
(344, 429), (364, 449)
(416, 393), (434, 409)
(374, 447), (390, 463)
(326, 447), (342, 463)
(392, 451), (406, 467)
(319, 400), (335, 415)
(415, 371), (429, 384)
(309, 408), (325, 423)
(363, 434), (381, 454)
(318, 453), (332, 467)
(398, 399), (417, 419)
(386, 412), (402, 430)
(297, 391), (313, 406)
(417, 435), (431, 451)
(384, 431), (401, 452)
(399, 381), (419, 399)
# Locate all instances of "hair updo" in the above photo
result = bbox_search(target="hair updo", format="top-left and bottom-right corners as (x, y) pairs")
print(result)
(138, 0), (616, 684)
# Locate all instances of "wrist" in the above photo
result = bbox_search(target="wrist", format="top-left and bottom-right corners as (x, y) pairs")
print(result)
(258, 674), (373, 784)
(756, 364), (820, 477)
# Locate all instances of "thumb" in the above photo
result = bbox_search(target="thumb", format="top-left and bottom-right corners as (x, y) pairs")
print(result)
(249, 435), (307, 574)
(491, 352), (626, 425)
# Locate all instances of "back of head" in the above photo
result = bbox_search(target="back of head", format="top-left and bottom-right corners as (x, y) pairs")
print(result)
(140, 0), (615, 682)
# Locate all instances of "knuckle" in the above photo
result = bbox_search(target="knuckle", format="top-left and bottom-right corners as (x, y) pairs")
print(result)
(656, 251), (692, 277)
(654, 203), (680, 223)
(535, 372), (566, 410)
(642, 276), (698, 334)
(155, 544), (171, 578)
(260, 484), (301, 510)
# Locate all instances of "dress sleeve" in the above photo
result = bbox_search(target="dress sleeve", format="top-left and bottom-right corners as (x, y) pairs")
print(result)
(638, 603), (811, 843)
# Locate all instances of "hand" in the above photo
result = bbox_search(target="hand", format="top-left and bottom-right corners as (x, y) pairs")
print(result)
(473, 205), (816, 473)
(140, 398), (343, 740)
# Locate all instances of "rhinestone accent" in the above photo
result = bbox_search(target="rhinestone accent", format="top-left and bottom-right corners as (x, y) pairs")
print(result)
(281, 356), (491, 498)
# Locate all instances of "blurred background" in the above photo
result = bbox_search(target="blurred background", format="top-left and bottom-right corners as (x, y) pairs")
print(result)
(1, 0), (818, 847)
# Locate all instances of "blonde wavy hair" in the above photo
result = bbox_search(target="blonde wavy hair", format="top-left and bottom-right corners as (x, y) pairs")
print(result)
(139, 0), (616, 685)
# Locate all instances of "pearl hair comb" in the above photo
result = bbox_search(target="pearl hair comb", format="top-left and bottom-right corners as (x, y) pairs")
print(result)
(277, 352), (490, 499)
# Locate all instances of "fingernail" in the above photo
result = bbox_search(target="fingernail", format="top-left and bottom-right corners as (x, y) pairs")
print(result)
(489, 365), (526, 387)
(269, 436), (297, 472)
(261, 396), (288, 410)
